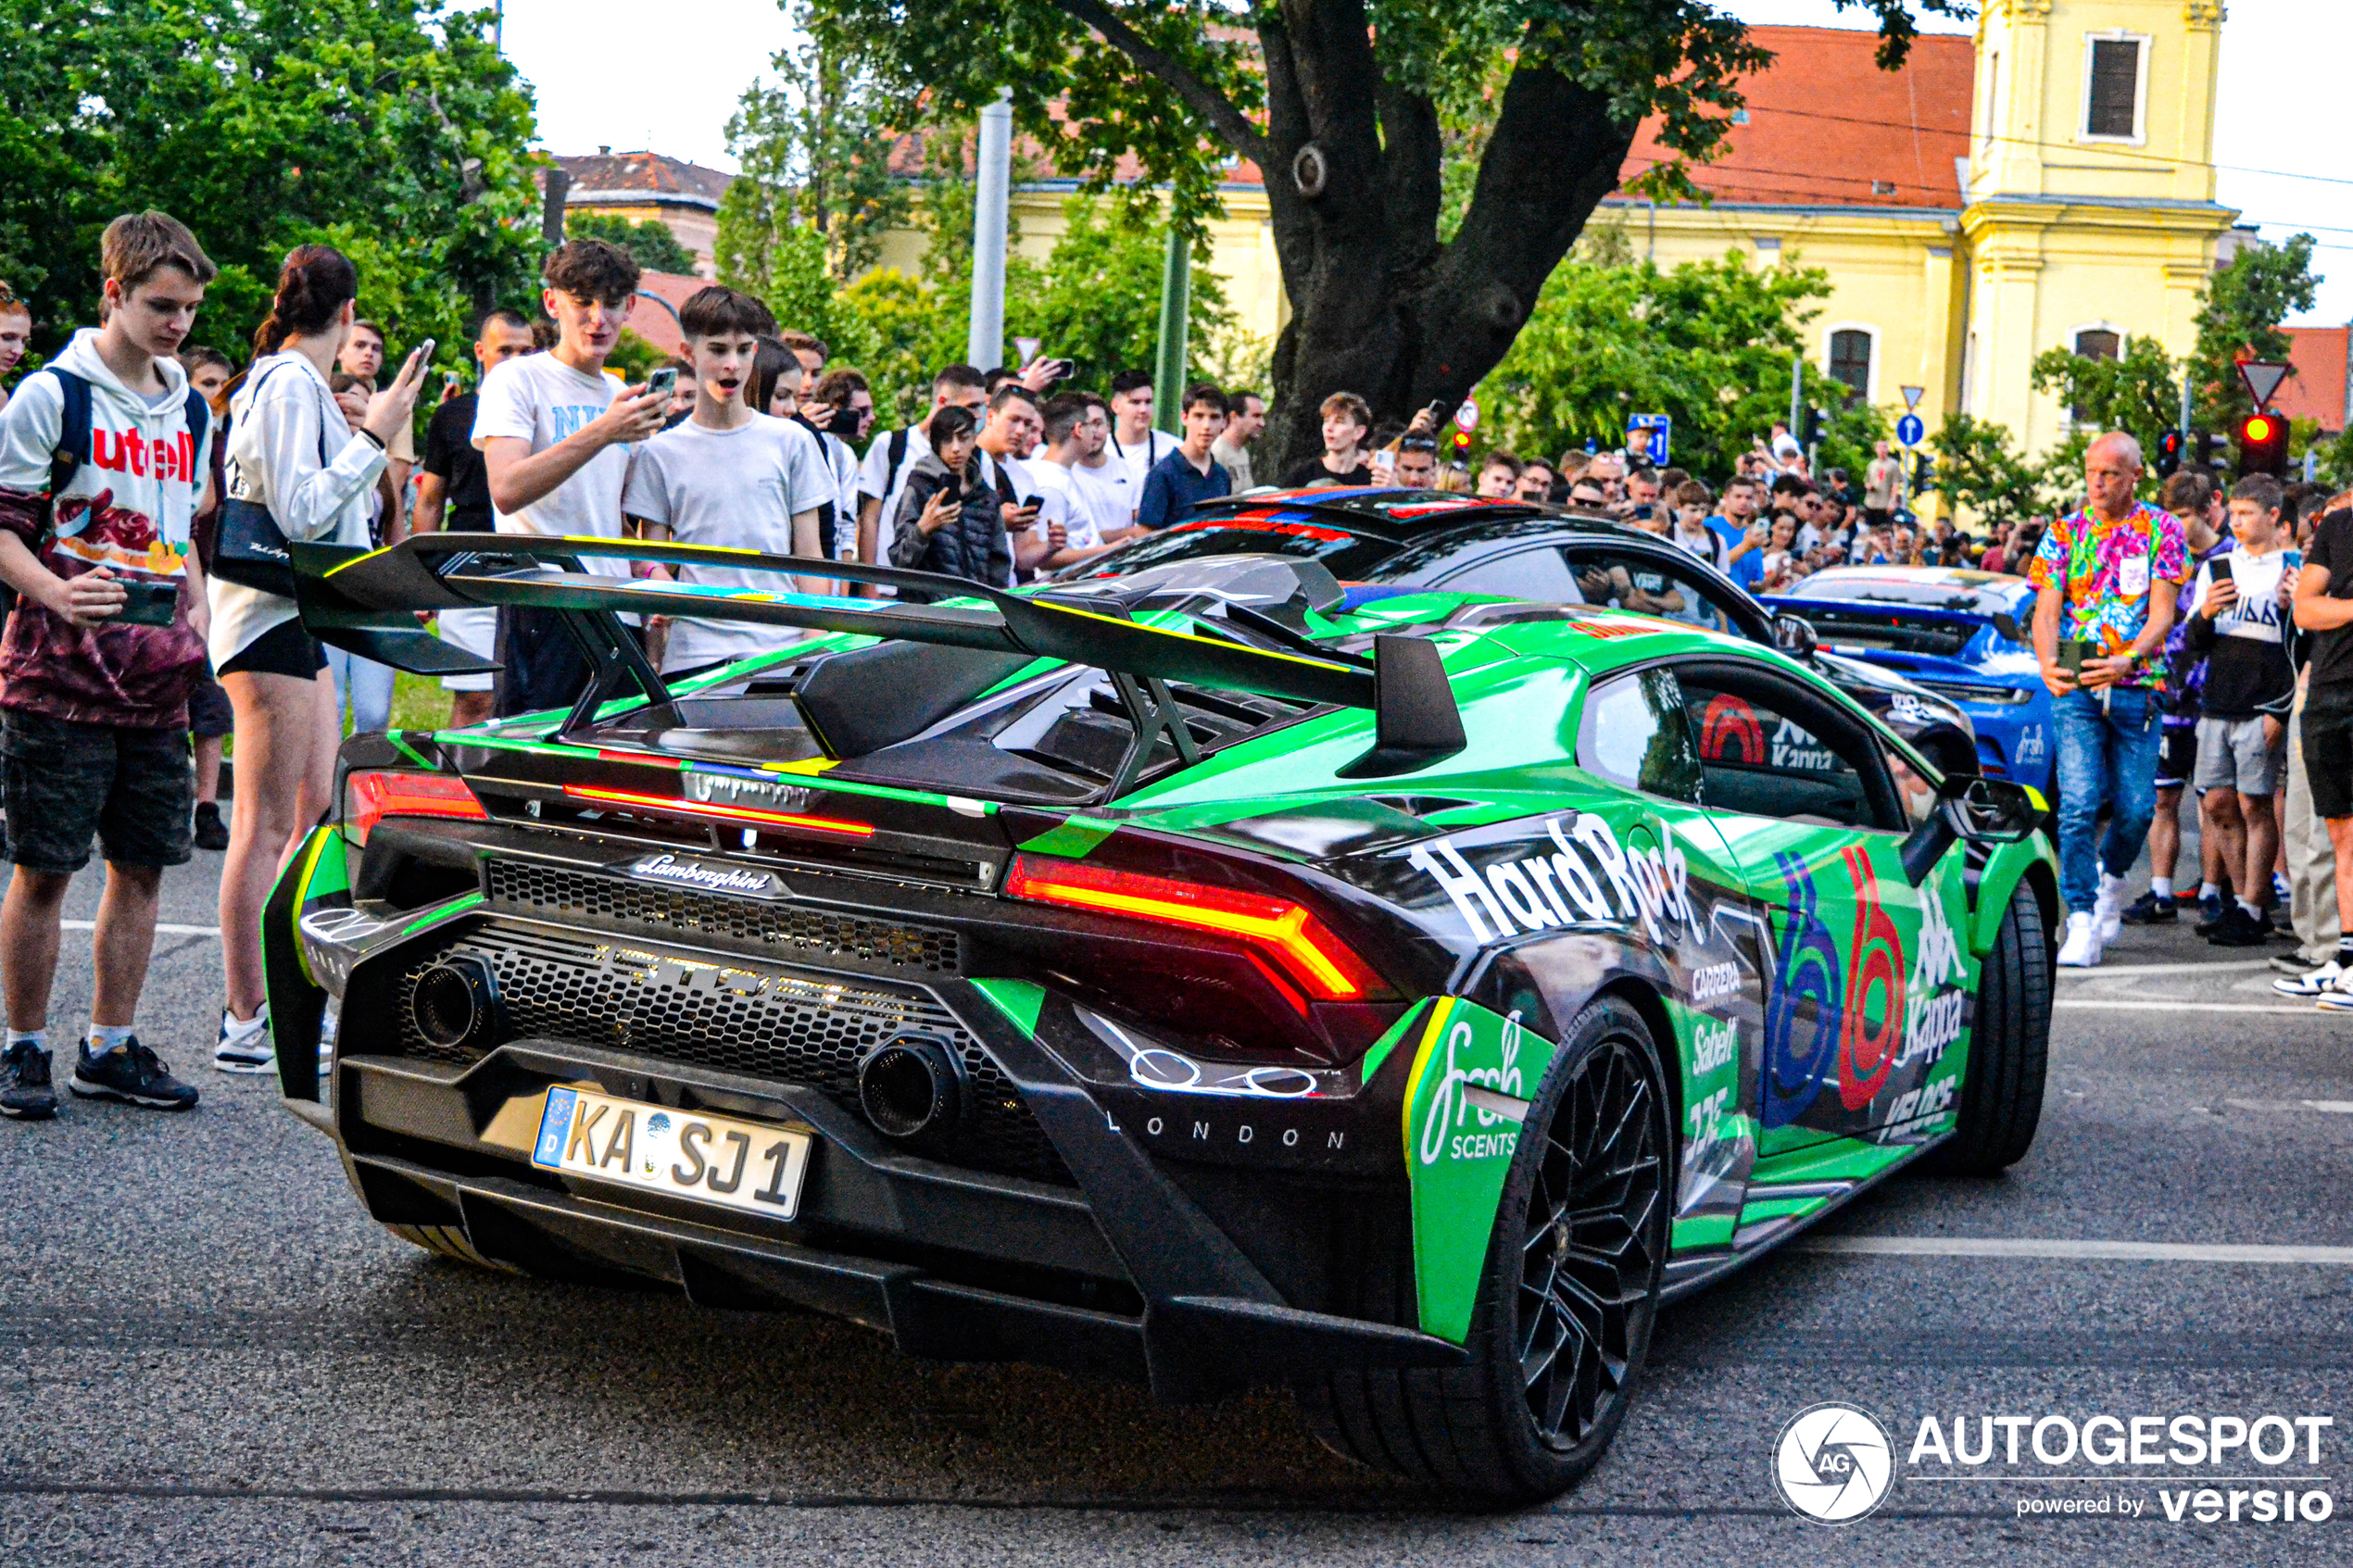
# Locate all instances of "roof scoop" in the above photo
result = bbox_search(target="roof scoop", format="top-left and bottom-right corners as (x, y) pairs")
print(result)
(1339, 634), (1466, 779)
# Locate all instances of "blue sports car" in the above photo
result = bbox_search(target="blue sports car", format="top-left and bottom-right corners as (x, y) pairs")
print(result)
(1764, 567), (2053, 797)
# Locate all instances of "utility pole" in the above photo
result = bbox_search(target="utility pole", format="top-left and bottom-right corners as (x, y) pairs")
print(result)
(1788, 353), (1804, 441)
(1152, 228), (1190, 434)
(967, 89), (1013, 373)
(2178, 364), (2195, 446)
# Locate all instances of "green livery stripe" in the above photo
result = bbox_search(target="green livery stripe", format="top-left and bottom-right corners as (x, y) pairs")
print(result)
(1018, 817), (1118, 859)
(1398, 997), (1457, 1167)
(387, 732), (435, 769)
(286, 830), (335, 988)
(970, 978), (1047, 1037)
(1672, 1214), (1737, 1250)
(401, 893), (484, 936)
(1354, 997), (1430, 1086)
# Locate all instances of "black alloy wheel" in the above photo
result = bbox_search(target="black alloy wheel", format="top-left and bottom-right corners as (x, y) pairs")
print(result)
(1515, 1035), (1666, 1450)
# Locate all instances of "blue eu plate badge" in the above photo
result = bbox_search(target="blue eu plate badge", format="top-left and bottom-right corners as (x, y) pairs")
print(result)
(534, 1087), (579, 1168)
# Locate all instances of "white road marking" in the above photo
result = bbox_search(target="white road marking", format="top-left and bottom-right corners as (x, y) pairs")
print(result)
(59, 920), (220, 936)
(2221, 1098), (2353, 1114)
(1796, 1236), (2353, 1265)
(2306, 1100), (2353, 1114)
(2055, 959), (2271, 980)
(2055, 999), (2329, 1017)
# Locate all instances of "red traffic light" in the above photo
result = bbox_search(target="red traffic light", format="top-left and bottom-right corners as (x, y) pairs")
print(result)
(2237, 411), (2289, 478)
(2245, 415), (2275, 443)
(1450, 429), (1473, 450)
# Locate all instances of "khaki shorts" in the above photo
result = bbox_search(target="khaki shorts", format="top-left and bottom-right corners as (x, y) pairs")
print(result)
(2193, 714), (2284, 796)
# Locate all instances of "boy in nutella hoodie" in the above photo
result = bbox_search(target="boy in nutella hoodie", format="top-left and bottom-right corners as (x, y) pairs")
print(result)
(0, 211), (217, 1120)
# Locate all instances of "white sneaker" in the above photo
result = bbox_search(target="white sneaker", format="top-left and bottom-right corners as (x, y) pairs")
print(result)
(2094, 872), (2127, 942)
(2057, 910), (2104, 968)
(2273, 960), (2345, 998)
(213, 1006), (274, 1073)
(2320, 969), (2353, 1014)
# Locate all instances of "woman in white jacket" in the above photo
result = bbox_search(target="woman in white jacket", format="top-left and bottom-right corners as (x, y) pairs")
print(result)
(210, 245), (423, 1073)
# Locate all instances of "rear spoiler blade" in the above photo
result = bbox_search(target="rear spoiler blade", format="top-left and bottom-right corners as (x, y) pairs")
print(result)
(292, 536), (1462, 756)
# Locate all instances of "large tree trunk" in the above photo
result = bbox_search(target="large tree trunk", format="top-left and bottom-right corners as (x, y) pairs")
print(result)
(1254, 7), (1638, 478)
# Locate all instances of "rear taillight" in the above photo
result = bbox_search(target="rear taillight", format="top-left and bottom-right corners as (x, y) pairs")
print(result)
(1005, 854), (1383, 1005)
(343, 770), (487, 847)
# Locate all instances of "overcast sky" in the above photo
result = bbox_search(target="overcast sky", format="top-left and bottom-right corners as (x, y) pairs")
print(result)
(502, 0), (2353, 324)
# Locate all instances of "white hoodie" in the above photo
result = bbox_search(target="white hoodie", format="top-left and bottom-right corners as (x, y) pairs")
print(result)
(211, 348), (385, 667)
(0, 328), (211, 726)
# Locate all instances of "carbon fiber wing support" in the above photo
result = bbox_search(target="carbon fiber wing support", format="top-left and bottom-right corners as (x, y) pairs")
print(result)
(291, 534), (1466, 759)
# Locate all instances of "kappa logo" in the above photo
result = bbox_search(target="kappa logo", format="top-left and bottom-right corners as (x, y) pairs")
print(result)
(1898, 890), (1968, 1069)
(1406, 813), (1690, 947)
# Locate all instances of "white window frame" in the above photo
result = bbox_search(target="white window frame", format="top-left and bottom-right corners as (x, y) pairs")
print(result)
(1822, 322), (1881, 406)
(2078, 30), (2151, 146)
(2069, 321), (2126, 362)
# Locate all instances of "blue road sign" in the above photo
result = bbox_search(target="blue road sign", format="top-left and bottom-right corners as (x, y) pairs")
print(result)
(1896, 413), (1925, 447)
(1627, 414), (1670, 466)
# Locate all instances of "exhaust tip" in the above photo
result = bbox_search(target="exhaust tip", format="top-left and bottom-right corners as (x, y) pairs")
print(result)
(858, 1036), (963, 1140)
(411, 955), (502, 1052)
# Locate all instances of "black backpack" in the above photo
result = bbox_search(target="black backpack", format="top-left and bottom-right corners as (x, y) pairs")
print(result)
(2, 366), (210, 614)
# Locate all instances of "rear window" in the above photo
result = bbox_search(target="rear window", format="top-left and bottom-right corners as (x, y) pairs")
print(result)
(1786, 571), (2024, 618)
(1068, 521), (1398, 582)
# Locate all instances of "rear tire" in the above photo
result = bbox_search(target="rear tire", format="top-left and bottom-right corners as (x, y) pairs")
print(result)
(1925, 880), (2051, 1175)
(1302, 995), (1670, 1501)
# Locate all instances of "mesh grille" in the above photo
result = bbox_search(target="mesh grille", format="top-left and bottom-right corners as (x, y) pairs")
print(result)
(389, 924), (1068, 1185)
(484, 859), (961, 975)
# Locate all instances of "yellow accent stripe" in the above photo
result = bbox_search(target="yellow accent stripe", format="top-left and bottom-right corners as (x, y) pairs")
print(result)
(287, 829), (332, 988)
(1400, 996), (1458, 1163)
(763, 758), (838, 775)
(1032, 598), (1359, 673)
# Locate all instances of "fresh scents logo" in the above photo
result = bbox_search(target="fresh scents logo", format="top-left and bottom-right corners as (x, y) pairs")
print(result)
(1775, 1402), (1895, 1523)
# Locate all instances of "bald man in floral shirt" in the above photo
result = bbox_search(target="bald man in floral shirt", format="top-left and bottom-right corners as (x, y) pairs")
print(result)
(2031, 432), (2191, 967)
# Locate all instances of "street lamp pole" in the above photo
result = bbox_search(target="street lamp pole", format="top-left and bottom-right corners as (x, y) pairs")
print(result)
(1152, 228), (1190, 435)
(968, 89), (1013, 373)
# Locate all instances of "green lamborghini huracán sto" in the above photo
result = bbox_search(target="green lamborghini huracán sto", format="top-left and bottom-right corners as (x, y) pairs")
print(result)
(267, 534), (2056, 1502)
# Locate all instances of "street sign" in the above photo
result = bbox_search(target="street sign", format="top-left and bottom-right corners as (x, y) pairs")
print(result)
(2237, 360), (2290, 412)
(1012, 336), (1042, 365)
(1453, 395), (1480, 433)
(1896, 413), (1926, 447)
(1900, 384), (1925, 412)
(1627, 413), (1670, 466)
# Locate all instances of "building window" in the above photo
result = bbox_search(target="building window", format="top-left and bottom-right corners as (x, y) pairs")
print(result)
(1829, 330), (1873, 402)
(2082, 35), (2146, 142)
(2074, 329), (2120, 362)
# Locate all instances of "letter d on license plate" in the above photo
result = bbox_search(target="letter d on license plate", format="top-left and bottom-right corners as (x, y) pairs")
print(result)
(531, 1086), (812, 1220)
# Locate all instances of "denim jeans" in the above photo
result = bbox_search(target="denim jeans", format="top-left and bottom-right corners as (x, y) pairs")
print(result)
(2052, 685), (2160, 913)
(323, 645), (396, 735)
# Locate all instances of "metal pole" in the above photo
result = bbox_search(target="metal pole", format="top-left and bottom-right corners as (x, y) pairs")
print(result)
(1153, 227), (1190, 434)
(2178, 362), (2194, 444)
(1788, 353), (1804, 441)
(540, 168), (569, 248)
(967, 89), (1013, 372)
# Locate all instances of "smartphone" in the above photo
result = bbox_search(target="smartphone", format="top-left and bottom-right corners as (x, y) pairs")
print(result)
(415, 337), (437, 366)
(1424, 398), (1452, 423)
(2208, 553), (2235, 588)
(941, 473), (963, 502)
(2058, 638), (2089, 676)
(647, 367), (678, 399)
(118, 577), (180, 628)
(441, 370), (461, 392)
(824, 405), (863, 439)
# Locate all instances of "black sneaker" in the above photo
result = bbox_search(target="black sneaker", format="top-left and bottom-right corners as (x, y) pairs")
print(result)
(69, 1039), (198, 1110)
(192, 801), (229, 852)
(2206, 905), (2271, 947)
(1, 1041), (57, 1120)
(2120, 891), (2177, 924)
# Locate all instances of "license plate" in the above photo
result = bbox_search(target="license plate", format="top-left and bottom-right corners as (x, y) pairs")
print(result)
(531, 1087), (812, 1221)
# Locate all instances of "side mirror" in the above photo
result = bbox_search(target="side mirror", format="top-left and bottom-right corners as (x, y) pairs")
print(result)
(1772, 612), (1818, 659)
(1942, 773), (2040, 844)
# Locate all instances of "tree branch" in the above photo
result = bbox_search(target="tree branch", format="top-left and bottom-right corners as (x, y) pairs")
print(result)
(1045, 0), (1270, 168)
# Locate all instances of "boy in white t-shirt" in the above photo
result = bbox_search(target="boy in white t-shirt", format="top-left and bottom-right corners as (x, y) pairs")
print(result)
(623, 287), (830, 676)
(472, 239), (665, 716)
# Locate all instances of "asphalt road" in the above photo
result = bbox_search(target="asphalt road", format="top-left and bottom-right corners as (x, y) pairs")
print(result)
(3, 845), (2349, 1567)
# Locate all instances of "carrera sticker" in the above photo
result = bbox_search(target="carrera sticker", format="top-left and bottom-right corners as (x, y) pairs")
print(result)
(1403, 998), (1560, 1345)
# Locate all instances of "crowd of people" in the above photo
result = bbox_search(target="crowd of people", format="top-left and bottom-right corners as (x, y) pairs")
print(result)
(2021, 434), (2352, 1013)
(0, 211), (2347, 1122)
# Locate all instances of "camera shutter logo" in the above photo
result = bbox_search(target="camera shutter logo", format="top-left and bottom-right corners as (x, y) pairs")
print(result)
(1774, 1402), (1894, 1524)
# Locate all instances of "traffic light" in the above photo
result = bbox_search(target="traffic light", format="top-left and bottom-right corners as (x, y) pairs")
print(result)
(2157, 429), (2186, 479)
(2196, 429), (2224, 469)
(1801, 407), (1824, 447)
(1911, 453), (1936, 495)
(2237, 410), (2290, 478)
(1450, 428), (1473, 455)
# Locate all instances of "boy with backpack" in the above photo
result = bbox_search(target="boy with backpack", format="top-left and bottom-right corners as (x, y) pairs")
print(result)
(0, 211), (218, 1120)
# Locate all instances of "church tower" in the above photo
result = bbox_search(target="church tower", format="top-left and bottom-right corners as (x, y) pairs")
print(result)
(1957, 0), (2234, 454)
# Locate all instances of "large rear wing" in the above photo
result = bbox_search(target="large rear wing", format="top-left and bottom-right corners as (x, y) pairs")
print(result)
(292, 534), (1465, 770)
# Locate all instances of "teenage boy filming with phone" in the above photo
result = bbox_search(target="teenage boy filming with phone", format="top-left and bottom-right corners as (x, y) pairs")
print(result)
(0, 212), (220, 1119)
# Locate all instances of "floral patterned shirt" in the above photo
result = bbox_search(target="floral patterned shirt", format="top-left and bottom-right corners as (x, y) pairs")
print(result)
(2029, 500), (2189, 689)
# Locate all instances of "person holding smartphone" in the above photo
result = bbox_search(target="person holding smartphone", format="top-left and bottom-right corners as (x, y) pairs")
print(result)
(887, 404), (1005, 599)
(2030, 432), (2191, 968)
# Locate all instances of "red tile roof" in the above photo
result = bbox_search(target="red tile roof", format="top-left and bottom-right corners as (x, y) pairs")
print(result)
(548, 152), (733, 208)
(1618, 25), (1974, 210)
(2277, 327), (2347, 433)
(617, 270), (705, 358)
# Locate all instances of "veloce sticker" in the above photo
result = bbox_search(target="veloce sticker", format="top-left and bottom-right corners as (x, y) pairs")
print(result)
(1402, 997), (1559, 1345)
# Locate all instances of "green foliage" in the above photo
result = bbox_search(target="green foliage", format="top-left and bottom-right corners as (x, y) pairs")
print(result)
(1815, 400), (1894, 495)
(804, 1), (1958, 240)
(1928, 413), (2045, 531)
(604, 330), (675, 383)
(564, 213), (698, 278)
(2192, 235), (2320, 430)
(719, 1), (912, 301)
(2029, 333), (2183, 461)
(1469, 248), (1827, 477)
(1016, 199), (1237, 394)
(0, 1), (541, 391)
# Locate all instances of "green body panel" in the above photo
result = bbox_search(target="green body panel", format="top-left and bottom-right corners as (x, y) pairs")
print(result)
(1968, 833), (2057, 955)
(970, 978), (1048, 1037)
(1354, 997), (1432, 1086)
(1016, 817), (1119, 859)
(1400, 997), (1560, 1346)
